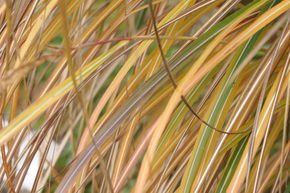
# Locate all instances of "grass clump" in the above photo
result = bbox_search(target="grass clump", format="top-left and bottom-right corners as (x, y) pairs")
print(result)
(0, 0), (289, 192)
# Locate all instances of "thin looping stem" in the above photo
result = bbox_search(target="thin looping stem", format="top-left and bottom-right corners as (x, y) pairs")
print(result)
(148, 1), (250, 135)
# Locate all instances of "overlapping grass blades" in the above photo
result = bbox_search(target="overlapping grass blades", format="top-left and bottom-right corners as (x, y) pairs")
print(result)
(0, 0), (289, 192)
